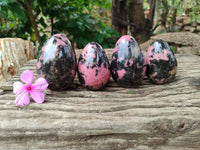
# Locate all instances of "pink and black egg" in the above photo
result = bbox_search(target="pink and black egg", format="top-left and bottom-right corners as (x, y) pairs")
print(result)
(146, 39), (177, 84)
(36, 33), (77, 90)
(111, 35), (146, 86)
(78, 42), (111, 90)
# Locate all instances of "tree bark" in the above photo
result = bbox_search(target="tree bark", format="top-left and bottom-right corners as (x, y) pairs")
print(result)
(24, 0), (42, 44)
(128, 0), (147, 44)
(112, 0), (127, 36)
(160, 0), (169, 30)
(51, 16), (54, 36)
(171, 8), (177, 31)
(148, 0), (156, 29)
(120, 0), (127, 35)
(0, 16), (5, 26)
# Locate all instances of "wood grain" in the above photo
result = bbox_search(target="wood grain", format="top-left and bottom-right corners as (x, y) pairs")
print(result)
(0, 38), (37, 82)
(0, 49), (200, 149)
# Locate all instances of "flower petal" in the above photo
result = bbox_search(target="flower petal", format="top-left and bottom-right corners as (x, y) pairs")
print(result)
(13, 81), (27, 95)
(30, 90), (45, 104)
(20, 70), (34, 86)
(15, 91), (30, 106)
(32, 77), (49, 91)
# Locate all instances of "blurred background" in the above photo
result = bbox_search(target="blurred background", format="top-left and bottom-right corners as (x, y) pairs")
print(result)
(0, 0), (199, 49)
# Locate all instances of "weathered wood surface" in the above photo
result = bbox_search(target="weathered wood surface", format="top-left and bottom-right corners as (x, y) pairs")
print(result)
(0, 49), (200, 149)
(0, 38), (37, 82)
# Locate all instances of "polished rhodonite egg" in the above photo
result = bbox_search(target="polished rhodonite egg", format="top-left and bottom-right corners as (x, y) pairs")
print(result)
(110, 35), (146, 86)
(146, 39), (177, 84)
(78, 42), (111, 90)
(37, 33), (77, 90)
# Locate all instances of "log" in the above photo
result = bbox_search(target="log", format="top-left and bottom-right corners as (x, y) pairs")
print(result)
(140, 32), (200, 56)
(0, 49), (200, 149)
(0, 38), (37, 82)
(151, 32), (200, 55)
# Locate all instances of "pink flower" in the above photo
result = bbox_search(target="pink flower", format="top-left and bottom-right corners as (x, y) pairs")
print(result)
(13, 70), (48, 106)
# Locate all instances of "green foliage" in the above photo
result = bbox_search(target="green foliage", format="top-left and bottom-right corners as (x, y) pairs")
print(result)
(0, 0), (120, 49)
(156, 0), (200, 32)
(143, 0), (149, 11)
(188, 0), (200, 22)
(0, 0), (31, 39)
(172, 46), (176, 53)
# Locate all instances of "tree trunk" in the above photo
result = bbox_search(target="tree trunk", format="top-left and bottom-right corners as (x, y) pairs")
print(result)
(148, 0), (156, 29)
(25, 0), (42, 44)
(128, 0), (147, 44)
(112, 0), (127, 36)
(160, 0), (168, 30)
(51, 16), (54, 36)
(171, 8), (177, 31)
(0, 16), (5, 26)
(120, 0), (127, 35)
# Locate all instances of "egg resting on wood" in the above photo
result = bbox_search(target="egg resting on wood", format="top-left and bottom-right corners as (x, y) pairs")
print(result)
(37, 33), (77, 90)
(111, 35), (146, 87)
(146, 39), (177, 84)
(78, 42), (111, 90)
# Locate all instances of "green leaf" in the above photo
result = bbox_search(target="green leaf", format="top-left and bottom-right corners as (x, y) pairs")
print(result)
(7, 2), (26, 20)
(128, 91), (133, 94)
(94, 32), (104, 43)
(0, 0), (9, 6)
(97, 21), (102, 28)
(0, 0), (119, 49)
(0, 11), (9, 19)
(39, 17), (47, 28)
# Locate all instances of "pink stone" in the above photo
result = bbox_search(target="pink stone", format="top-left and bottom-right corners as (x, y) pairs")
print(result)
(117, 69), (126, 80)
